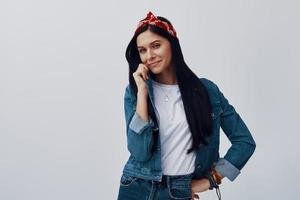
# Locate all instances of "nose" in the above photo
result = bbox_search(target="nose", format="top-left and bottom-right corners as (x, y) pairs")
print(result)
(146, 49), (156, 62)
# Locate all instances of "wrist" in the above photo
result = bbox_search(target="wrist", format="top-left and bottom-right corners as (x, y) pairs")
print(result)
(191, 178), (210, 193)
(211, 168), (223, 185)
(137, 89), (148, 96)
(205, 168), (222, 190)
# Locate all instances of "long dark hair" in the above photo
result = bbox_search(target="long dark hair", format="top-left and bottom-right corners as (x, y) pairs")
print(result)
(125, 16), (213, 154)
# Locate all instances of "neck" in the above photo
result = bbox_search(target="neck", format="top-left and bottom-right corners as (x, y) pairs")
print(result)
(154, 68), (177, 85)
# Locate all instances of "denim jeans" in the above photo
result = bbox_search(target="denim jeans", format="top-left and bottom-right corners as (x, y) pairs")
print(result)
(117, 173), (193, 200)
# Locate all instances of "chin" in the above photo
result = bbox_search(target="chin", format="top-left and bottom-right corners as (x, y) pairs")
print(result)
(150, 68), (163, 74)
(149, 65), (164, 74)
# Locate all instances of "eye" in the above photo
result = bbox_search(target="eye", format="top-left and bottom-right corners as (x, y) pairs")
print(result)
(138, 48), (146, 54)
(152, 43), (160, 48)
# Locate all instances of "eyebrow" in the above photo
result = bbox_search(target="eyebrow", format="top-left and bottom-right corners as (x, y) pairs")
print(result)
(137, 40), (161, 49)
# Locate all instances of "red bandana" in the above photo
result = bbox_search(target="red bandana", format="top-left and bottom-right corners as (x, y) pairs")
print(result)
(134, 11), (177, 38)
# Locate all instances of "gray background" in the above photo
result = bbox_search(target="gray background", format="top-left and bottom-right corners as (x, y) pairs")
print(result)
(1, 0), (299, 199)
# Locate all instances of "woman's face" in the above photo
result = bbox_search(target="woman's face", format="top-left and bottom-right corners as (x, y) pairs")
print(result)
(136, 29), (172, 75)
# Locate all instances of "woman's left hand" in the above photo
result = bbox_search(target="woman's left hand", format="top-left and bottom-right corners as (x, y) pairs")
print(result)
(191, 192), (200, 200)
(191, 178), (210, 199)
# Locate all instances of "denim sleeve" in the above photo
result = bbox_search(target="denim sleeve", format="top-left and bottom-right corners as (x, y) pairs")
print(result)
(213, 83), (256, 181)
(124, 85), (155, 162)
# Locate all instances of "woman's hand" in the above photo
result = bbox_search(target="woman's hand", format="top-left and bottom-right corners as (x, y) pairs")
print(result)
(132, 63), (149, 91)
(191, 178), (210, 200)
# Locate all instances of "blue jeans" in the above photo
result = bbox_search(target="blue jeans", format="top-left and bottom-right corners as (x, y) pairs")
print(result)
(117, 173), (193, 200)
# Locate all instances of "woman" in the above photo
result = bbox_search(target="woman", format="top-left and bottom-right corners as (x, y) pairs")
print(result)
(117, 11), (256, 200)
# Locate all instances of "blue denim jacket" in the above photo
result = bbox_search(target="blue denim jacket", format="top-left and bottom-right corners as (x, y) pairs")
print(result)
(122, 77), (256, 182)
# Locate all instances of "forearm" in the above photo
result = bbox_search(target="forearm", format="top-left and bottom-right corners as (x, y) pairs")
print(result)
(124, 85), (154, 162)
(136, 89), (149, 122)
(191, 178), (210, 193)
(192, 170), (224, 193)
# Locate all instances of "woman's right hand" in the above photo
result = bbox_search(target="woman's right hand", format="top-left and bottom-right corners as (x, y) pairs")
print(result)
(132, 63), (149, 91)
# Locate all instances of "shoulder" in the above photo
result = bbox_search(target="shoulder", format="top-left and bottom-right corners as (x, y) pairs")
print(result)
(125, 84), (135, 94)
(125, 84), (131, 92)
(198, 77), (221, 103)
(124, 84), (132, 98)
(124, 84), (136, 101)
(198, 77), (219, 92)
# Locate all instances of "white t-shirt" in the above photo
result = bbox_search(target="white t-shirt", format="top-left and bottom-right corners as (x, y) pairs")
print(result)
(152, 79), (196, 175)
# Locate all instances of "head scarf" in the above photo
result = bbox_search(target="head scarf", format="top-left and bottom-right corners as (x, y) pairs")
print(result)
(134, 11), (177, 38)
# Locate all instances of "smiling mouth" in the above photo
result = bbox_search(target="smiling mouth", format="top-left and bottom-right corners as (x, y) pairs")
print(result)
(148, 61), (161, 67)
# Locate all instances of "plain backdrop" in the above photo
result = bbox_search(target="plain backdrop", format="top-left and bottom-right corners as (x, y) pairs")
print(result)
(1, 0), (299, 199)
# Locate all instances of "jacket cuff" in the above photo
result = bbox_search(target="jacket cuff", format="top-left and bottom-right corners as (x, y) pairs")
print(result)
(214, 158), (240, 182)
(129, 112), (154, 135)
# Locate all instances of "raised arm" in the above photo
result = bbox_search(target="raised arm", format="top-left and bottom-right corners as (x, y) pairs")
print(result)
(124, 85), (155, 162)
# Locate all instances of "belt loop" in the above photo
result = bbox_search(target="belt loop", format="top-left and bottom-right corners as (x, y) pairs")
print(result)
(166, 175), (170, 188)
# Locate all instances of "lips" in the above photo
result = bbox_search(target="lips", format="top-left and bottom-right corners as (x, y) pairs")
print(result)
(148, 61), (161, 67)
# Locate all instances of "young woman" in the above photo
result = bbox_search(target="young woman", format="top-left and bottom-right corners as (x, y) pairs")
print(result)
(117, 11), (256, 200)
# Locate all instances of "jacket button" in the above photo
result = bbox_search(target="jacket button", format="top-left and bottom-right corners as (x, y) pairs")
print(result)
(153, 127), (159, 131)
(196, 164), (201, 169)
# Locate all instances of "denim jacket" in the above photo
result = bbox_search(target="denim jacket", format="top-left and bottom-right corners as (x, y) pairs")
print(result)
(122, 77), (256, 182)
